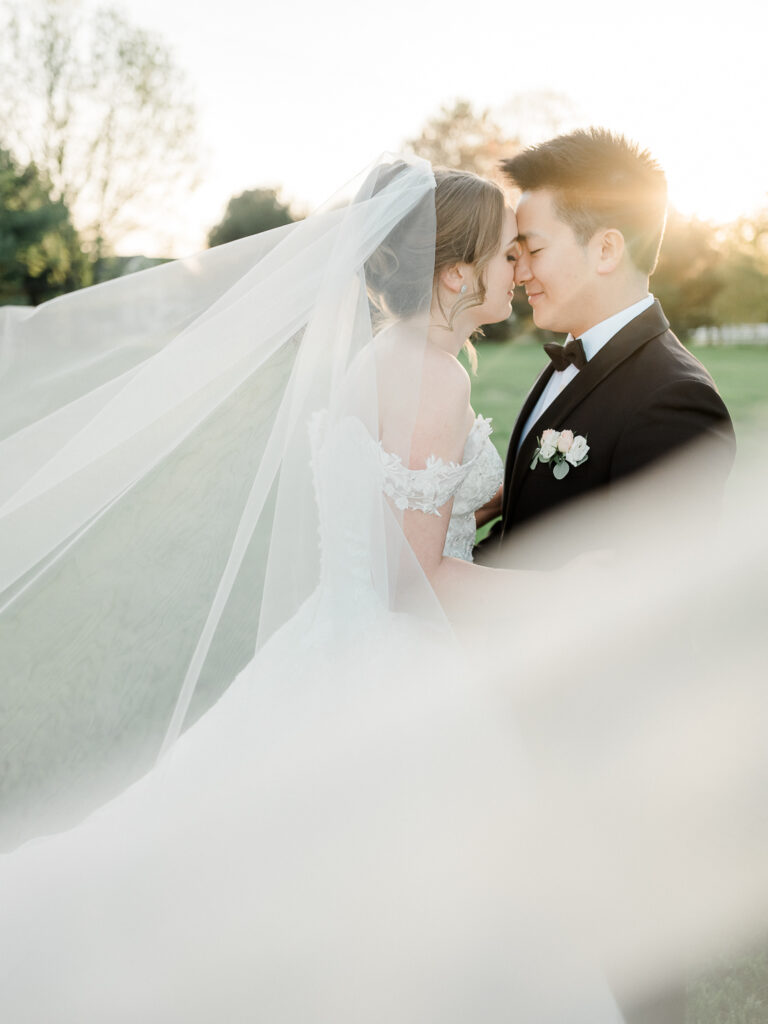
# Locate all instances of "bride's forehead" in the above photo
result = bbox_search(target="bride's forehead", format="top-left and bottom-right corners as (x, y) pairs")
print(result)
(502, 206), (518, 239)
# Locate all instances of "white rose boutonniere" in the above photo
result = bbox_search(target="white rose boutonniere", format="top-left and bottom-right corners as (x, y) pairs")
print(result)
(565, 434), (589, 466)
(530, 428), (589, 480)
(538, 428), (559, 460)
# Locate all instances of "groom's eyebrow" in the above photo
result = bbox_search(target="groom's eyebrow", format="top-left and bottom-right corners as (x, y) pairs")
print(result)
(515, 231), (543, 242)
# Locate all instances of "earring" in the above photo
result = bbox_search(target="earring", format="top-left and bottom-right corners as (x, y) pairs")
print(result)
(460, 284), (467, 294)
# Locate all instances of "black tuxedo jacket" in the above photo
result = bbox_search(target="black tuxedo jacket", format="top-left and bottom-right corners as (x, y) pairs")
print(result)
(479, 301), (736, 564)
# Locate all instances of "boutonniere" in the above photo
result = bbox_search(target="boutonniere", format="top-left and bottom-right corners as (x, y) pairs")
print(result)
(530, 429), (589, 479)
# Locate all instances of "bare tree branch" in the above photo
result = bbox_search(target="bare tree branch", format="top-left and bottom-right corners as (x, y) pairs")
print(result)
(0, 0), (201, 259)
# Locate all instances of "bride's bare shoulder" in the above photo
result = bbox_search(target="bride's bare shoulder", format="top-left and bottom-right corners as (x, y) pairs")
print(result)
(374, 327), (469, 400)
(373, 325), (473, 464)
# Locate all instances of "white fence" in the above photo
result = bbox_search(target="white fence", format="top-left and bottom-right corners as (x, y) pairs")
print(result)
(691, 323), (768, 346)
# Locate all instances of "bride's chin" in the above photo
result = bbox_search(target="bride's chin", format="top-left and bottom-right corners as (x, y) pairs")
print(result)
(487, 303), (513, 326)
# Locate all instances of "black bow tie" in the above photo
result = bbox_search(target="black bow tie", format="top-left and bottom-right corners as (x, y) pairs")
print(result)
(543, 337), (587, 372)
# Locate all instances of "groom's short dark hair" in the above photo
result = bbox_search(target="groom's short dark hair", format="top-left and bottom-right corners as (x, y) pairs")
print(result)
(501, 128), (668, 274)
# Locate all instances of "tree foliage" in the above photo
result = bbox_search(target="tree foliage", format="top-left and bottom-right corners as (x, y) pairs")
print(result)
(0, 0), (200, 260)
(405, 99), (521, 182)
(207, 189), (295, 248)
(652, 210), (724, 336)
(710, 211), (768, 326)
(652, 208), (768, 336)
(0, 146), (90, 304)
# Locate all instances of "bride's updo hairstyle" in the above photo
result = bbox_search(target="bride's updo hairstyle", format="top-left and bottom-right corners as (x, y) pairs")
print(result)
(365, 162), (505, 369)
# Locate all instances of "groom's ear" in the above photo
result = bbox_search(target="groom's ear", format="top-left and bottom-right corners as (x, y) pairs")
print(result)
(594, 229), (626, 275)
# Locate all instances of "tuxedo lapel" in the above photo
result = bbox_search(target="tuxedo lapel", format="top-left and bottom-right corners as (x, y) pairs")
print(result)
(504, 301), (671, 522)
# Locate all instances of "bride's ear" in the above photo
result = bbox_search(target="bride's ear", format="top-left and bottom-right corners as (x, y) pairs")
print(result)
(438, 263), (469, 295)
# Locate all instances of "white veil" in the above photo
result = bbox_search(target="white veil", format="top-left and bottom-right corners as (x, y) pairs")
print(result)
(0, 154), (443, 846)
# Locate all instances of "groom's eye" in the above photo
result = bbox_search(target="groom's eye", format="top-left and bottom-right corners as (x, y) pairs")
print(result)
(529, 248), (543, 255)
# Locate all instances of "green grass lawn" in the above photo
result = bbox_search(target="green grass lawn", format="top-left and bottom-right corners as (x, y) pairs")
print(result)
(467, 338), (768, 464)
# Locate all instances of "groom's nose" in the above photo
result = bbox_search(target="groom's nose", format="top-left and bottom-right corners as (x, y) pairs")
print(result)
(514, 253), (532, 284)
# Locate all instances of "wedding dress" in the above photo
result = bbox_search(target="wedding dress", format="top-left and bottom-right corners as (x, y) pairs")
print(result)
(1, 154), (766, 1022)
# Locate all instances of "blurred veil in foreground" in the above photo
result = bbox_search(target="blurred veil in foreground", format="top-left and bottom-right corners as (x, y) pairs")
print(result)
(0, 153), (765, 1021)
(474, 451), (768, 1009)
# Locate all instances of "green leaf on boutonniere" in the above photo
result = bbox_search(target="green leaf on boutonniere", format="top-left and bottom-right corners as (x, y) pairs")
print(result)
(553, 460), (569, 480)
(530, 451), (541, 471)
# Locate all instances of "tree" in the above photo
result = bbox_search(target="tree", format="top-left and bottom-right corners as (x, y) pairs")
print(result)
(710, 210), (768, 325)
(651, 210), (724, 337)
(405, 99), (521, 182)
(0, 0), (200, 262)
(207, 189), (296, 248)
(0, 145), (90, 304)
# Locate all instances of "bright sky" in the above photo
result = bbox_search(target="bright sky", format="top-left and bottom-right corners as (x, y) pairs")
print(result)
(114, 0), (768, 256)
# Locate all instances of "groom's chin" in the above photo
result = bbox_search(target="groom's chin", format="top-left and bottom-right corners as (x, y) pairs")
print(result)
(528, 303), (553, 331)
(531, 311), (555, 332)
(532, 311), (568, 334)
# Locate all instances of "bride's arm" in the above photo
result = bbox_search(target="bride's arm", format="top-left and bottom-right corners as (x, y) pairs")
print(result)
(397, 355), (531, 617)
(405, 500), (536, 626)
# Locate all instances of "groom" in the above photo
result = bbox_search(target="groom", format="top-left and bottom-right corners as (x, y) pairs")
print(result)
(478, 130), (735, 1024)
(478, 128), (735, 569)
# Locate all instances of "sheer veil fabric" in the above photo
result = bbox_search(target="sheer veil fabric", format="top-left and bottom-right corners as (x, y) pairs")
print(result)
(0, 155), (444, 844)
(0, 154), (767, 1021)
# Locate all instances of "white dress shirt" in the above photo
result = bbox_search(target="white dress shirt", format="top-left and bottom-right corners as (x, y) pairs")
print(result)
(518, 294), (655, 450)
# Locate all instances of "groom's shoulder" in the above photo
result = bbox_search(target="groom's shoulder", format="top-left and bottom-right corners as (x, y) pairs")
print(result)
(621, 315), (734, 438)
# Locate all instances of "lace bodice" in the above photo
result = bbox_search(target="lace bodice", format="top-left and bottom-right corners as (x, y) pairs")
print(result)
(310, 413), (503, 591)
(378, 414), (503, 562)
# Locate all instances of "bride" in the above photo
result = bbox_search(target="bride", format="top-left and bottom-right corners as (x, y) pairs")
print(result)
(1, 155), (766, 1022)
